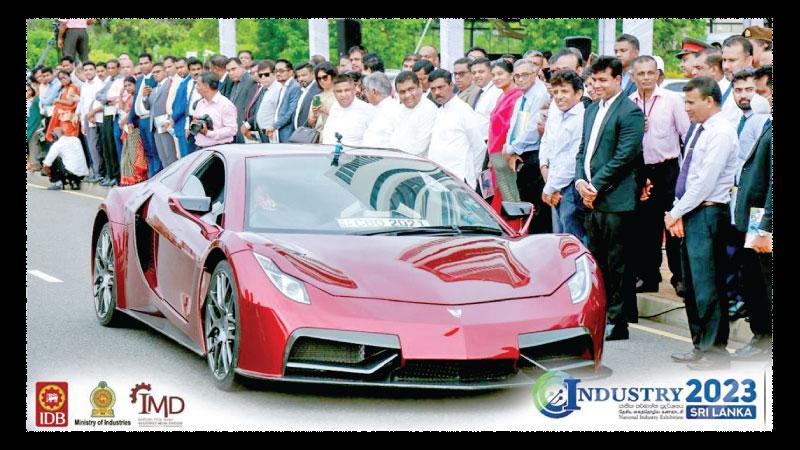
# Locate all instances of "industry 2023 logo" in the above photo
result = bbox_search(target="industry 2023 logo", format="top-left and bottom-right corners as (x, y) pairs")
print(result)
(532, 371), (758, 420)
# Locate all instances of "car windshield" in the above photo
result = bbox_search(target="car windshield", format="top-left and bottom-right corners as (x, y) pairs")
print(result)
(245, 154), (503, 235)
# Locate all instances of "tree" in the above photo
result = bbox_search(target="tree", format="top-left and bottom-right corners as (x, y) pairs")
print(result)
(255, 19), (308, 63)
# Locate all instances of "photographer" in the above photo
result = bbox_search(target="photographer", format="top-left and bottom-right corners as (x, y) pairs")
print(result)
(42, 126), (89, 190)
(190, 71), (237, 148)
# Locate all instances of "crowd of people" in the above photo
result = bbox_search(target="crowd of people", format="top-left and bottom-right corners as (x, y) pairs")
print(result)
(26, 22), (773, 370)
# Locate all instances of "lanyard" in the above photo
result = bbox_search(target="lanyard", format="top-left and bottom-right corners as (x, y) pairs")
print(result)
(639, 94), (659, 121)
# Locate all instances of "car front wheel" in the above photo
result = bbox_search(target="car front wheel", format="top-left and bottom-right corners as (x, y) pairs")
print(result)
(204, 260), (242, 390)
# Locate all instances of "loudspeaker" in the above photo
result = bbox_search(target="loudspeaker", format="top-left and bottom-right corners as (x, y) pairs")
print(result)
(564, 36), (592, 62)
(336, 19), (362, 59)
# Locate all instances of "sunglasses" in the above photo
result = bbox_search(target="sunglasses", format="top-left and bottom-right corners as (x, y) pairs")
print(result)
(317, 74), (331, 81)
(258, 72), (272, 78)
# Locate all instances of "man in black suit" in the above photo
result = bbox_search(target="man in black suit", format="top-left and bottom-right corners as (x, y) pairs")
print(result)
(225, 57), (259, 143)
(574, 56), (646, 341)
(614, 34), (640, 97)
(731, 64), (772, 360)
(292, 62), (323, 132)
(209, 55), (233, 99)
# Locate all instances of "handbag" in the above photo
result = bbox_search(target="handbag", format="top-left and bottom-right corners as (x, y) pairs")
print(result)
(288, 126), (320, 144)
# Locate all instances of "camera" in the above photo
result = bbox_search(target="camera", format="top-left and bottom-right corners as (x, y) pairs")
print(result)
(189, 115), (214, 136)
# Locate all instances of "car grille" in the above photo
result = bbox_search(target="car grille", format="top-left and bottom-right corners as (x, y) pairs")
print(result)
(392, 360), (517, 384)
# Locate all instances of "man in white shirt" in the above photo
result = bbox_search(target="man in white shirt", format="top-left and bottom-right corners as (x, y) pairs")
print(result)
(389, 72), (438, 157)
(539, 48), (584, 181)
(321, 75), (374, 146)
(539, 70), (586, 241)
(732, 69), (771, 164)
(665, 77), (741, 370)
(427, 69), (486, 189)
(361, 72), (401, 148)
(43, 127), (89, 190)
(503, 59), (552, 233)
(469, 57), (502, 141)
(76, 61), (105, 183)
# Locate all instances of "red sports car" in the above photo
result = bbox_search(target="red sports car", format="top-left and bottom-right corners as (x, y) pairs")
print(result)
(91, 144), (607, 390)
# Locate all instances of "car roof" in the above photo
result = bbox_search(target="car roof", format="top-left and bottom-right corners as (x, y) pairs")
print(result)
(203, 143), (426, 161)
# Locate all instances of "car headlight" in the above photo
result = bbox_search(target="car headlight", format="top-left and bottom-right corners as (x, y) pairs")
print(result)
(254, 253), (310, 305)
(567, 254), (592, 304)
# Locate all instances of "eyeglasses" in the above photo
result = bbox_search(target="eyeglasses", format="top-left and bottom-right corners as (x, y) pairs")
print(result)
(513, 73), (534, 80)
(258, 72), (272, 78)
(454, 71), (470, 78)
(275, 68), (290, 74)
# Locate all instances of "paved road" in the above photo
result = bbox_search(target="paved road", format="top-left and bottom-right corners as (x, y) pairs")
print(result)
(26, 183), (771, 431)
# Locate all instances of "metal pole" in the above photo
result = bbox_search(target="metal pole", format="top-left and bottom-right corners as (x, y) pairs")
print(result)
(414, 18), (434, 54)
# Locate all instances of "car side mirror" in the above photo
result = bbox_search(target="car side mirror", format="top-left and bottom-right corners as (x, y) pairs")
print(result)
(168, 196), (220, 240)
(172, 195), (211, 214)
(501, 201), (535, 236)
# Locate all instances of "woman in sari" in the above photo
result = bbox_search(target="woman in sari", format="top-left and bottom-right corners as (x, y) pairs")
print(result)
(118, 76), (148, 186)
(487, 59), (523, 213)
(45, 70), (80, 142)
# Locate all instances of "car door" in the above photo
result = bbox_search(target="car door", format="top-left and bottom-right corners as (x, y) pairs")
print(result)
(146, 152), (227, 322)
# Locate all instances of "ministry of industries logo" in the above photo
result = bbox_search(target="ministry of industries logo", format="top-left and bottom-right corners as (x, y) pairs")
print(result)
(36, 382), (69, 427)
(532, 371), (581, 419)
(90, 381), (116, 417)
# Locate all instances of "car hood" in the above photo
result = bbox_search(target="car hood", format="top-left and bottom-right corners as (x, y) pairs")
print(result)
(237, 233), (582, 306)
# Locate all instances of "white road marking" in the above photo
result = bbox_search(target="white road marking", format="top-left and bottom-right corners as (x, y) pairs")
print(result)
(630, 323), (736, 352)
(27, 270), (63, 283)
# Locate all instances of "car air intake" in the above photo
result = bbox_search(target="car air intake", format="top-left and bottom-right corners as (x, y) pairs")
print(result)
(392, 359), (517, 384)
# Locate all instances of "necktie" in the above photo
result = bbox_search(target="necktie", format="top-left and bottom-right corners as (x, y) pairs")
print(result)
(509, 95), (527, 145)
(246, 86), (262, 120)
(675, 125), (705, 199)
(162, 79), (172, 110)
(737, 114), (749, 136)
(471, 87), (484, 109)
(188, 81), (196, 111)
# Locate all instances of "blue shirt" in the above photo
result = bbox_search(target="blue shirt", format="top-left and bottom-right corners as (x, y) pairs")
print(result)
(40, 78), (61, 107)
(502, 81), (550, 155)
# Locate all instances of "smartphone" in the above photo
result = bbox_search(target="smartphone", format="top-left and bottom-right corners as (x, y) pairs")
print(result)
(313, 96), (321, 107)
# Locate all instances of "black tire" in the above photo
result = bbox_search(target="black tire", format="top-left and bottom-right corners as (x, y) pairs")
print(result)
(204, 260), (242, 391)
(93, 222), (124, 327)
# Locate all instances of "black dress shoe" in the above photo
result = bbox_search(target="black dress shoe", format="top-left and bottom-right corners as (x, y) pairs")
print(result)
(635, 279), (659, 293)
(605, 324), (629, 341)
(672, 281), (686, 298)
(671, 348), (703, 362)
(688, 355), (731, 370)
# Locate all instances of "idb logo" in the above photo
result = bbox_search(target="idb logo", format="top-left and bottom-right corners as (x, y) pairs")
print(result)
(532, 371), (581, 418)
(36, 382), (68, 427)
